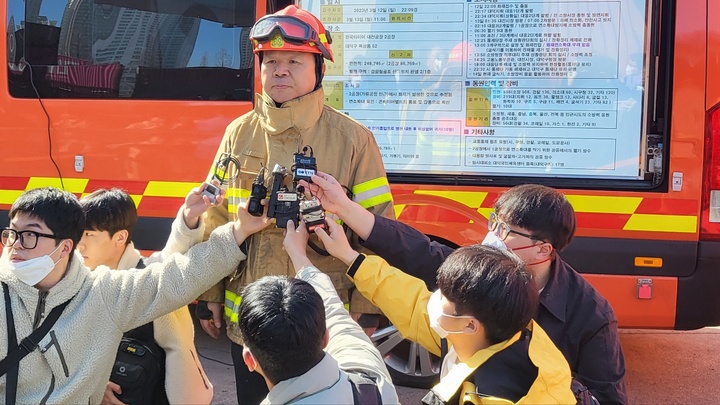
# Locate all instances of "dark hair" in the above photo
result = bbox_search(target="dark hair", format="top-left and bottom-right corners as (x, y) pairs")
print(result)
(9, 187), (85, 253)
(437, 245), (537, 344)
(494, 184), (576, 251)
(80, 188), (137, 244)
(238, 276), (326, 385)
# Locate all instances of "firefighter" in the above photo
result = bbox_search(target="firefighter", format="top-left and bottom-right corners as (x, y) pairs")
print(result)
(195, 6), (395, 404)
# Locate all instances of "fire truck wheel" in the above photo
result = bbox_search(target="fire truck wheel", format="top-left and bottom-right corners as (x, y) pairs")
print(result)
(371, 321), (441, 389)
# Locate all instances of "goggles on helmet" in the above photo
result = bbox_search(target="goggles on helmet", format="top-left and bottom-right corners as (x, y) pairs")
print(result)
(250, 14), (333, 61)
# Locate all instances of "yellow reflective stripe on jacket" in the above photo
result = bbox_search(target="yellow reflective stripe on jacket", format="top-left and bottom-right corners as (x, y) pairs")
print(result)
(227, 187), (250, 214)
(225, 290), (242, 324)
(352, 177), (393, 209)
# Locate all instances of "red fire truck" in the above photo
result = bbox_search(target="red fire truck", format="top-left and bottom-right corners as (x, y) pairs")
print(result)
(2, 0), (719, 386)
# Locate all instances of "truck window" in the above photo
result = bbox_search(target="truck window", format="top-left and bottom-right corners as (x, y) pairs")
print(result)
(7, 0), (255, 100)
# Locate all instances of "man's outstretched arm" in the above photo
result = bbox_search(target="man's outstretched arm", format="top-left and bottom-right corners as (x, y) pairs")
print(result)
(302, 172), (455, 290)
(283, 221), (400, 404)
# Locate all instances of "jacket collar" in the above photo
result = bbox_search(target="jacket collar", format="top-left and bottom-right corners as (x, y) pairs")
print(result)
(432, 329), (524, 401)
(0, 251), (87, 311)
(255, 88), (325, 136)
(539, 256), (568, 323)
(115, 242), (142, 270)
(431, 320), (573, 404)
(261, 353), (340, 404)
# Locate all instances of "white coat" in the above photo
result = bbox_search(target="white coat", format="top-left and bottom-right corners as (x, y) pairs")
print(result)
(0, 217), (244, 404)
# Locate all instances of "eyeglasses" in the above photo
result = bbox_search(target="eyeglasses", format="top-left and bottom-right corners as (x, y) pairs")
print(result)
(440, 312), (475, 320)
(250, 14), (333, 60)
(487, 212), (537, 241)
(1, 228), (57, 249)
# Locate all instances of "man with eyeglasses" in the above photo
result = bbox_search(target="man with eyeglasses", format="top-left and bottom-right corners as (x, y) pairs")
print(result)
(284, 220), (573, 404)
(195, 6), (394, 404)
(299, 173), (627, 405)
(0, 185), (272, 404)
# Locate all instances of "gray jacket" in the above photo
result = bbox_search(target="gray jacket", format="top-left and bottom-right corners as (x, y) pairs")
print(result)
(261, 265), (399, 405)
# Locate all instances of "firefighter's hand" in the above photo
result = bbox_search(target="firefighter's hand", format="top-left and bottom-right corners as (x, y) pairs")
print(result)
(233, 201), (272, 245)
(298, 171), (351, 215)
(101, 382), (127, 405)
(198, 301), (223, 339)
(314, 219), (360, 266)
(183, 181), (225, 229)
(283, 220), (313, 272)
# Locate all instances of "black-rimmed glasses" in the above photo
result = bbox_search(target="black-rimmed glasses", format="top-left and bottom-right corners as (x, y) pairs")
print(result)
(487, 212), (538, 241)
(1, 228), (57, 249)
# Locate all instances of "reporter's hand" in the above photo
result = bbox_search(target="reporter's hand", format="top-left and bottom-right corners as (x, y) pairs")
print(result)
(101, 382), (127, 405)
(198, 301), (223, 339)
(183, 181), (225, 229)
(314, 219), (360, 266)
(232, 201), (273, 245)
(298, 171), (351, 215)
(283, 220), (312, 271)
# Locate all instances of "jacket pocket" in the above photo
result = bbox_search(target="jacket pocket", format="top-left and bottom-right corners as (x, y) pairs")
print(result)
(40, 331), (70, 377)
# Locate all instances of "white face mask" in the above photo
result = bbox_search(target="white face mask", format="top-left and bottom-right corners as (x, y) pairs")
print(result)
(481, 232), (508, 250)
(7, 243), (64, 286)
(483, 231), (552, 268)
(426, 290), (474, 339)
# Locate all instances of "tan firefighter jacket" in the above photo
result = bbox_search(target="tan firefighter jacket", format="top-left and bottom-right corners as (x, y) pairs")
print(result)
(198, 88), (394, 344)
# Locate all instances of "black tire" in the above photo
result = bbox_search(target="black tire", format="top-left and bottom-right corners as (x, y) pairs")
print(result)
(370, 323), (441, 389)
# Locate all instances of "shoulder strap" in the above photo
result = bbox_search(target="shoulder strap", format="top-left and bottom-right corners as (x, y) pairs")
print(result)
(124, 321), (155, 341)
(440, 337), (448, 358)
(348, 372), (382, 405)
(0, 288), (73, 379)
(3, 282), (19, 405)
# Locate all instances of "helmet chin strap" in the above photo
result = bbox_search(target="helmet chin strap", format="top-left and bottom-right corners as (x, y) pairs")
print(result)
(314, 54), (324, 90)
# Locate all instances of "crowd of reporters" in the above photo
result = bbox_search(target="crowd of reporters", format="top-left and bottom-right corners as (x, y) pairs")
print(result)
(0, 5), (626, 405)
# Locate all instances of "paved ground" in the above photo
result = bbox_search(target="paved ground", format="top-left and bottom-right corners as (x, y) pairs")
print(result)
(192, 310), (238, 402)
(192, 305), (720, 404)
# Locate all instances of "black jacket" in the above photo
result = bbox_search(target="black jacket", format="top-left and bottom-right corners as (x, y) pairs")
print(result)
(362, 214), (628, 405)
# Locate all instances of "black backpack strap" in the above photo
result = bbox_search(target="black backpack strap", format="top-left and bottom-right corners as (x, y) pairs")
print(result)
(0, 287), (73, 379)
(124, 321), (154, 341)
(348, 372), (382, 405)
(3, 282), (19, 405)
(440, 338), (448, 358)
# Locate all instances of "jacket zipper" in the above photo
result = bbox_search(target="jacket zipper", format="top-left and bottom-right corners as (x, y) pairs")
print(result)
(32, 290), (48, 329)
(33, 290), (57, 400)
